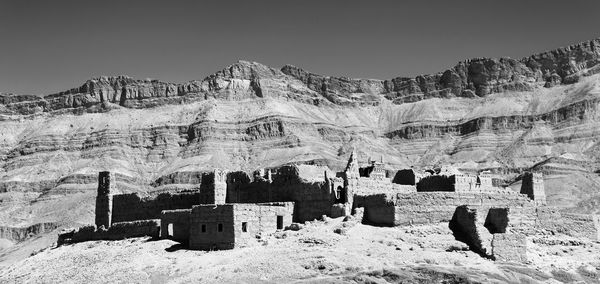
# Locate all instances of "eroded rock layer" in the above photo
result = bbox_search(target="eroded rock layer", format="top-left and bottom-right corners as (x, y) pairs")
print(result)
(2, 38), (600, 228)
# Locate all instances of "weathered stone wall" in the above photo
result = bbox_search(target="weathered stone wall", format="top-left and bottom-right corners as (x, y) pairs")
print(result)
(354, 177), (395, 195)
(449, 205), (493, 256)
(233, 202), (294, 247)
(160, 209), (191, 244)
(359, 194), (396, 225)
(62, 220), (160, 244)
(484, 208), (510, 233)
(360, 191), (533, 226)
(391, 184), (417, 193)
(392, 169), (417, 185)
(455, 174), (494, 192)
(492, 233), (527, 262)
(112, 192), (200, 223)
(189, 205), (235, 250)
(225, 165), (334, 222)
(449, 206), (528, 262)
(416, 175), (455, 192)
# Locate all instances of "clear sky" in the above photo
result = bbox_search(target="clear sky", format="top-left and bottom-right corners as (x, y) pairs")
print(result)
(1, 0), (599, 95)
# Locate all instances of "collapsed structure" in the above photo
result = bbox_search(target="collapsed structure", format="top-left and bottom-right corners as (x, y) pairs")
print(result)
(58, 151), (600, 262)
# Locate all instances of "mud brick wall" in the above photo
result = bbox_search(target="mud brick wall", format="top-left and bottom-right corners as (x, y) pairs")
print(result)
(392, 169), (417, 185)
(69, 220), (160, 243)
(152, 171), (205, 186)
(354, 178), (395, 195)
(358, 192), (532, 226)
(160, 209), (192, 244)
(492, 233), (527, 262)
(416, 175), (455, 192)
(233, 202), (294, 247)
(394, 192), (533, 226)
(101, 220), (160, 240)
(449, 206), (493, 256)
(535, 209), (599, 241)
(360, 194), (396, 225)
(189, 205), (235, 250)
(391, 184), (417, 193)
(226, 166), (334, 222)
(112, 192), (200, 223)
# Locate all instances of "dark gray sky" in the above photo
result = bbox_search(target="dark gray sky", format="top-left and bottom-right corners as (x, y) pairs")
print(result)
(1, 0), (599, 95)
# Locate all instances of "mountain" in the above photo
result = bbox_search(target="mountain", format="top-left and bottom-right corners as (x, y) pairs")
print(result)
(1, 38), (600, 245)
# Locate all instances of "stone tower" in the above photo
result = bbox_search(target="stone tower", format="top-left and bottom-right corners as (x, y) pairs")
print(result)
(213, 169), (227, 204)
(520, 172), (546, 206)
(95, 171), (115, 228)
(343, 150), (360, 205)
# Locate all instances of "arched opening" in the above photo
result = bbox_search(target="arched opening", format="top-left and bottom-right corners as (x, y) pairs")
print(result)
(336, 186), (346, 203)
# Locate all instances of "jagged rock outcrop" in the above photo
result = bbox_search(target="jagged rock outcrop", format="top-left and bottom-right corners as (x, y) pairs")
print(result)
(2, 38), (600, 230)
(282, 38), (600, 103)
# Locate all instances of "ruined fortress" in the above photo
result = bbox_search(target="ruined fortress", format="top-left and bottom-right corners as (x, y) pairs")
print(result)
(58, 151), (599, 262)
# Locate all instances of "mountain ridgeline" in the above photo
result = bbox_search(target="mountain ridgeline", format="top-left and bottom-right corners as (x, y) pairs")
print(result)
(1, 38), (600, 232)
(2, 38), (600, 114)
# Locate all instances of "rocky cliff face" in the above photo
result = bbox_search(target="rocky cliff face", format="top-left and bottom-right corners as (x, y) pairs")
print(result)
(2, 38), (600, 231)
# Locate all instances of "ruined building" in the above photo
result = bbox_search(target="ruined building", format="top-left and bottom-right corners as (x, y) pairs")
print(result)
(520, 172), (547, 206)
(58, 151), (599, 259)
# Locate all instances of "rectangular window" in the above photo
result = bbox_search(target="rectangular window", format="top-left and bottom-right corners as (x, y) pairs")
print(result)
(277, 216), (284, 230)
(201, 224), (206, 233)
(167, 223), (174, 237)
(242, 222), (248, 232)
(218, 223), (223, 232)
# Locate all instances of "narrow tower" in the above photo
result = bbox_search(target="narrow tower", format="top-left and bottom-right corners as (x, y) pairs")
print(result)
(343, 150), (360, 205)
(213, 169), (227, 204)
(95, 171), (115, 228)
(520, 172), (547, 206)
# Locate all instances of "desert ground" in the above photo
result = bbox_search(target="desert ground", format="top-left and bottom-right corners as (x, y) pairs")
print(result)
(1, 216), (599, 283)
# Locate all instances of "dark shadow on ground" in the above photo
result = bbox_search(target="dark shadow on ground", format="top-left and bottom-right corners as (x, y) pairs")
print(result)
(165, 242), (188, 252)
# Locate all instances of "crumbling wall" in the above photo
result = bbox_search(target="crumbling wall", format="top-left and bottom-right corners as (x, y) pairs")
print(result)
(360, 191), (533, 226)
(360, 194), (396, 225)
(392, 169), (417, 185)
(391, 184), (417, 194)
(160, 209), (191, 244)
(354, 177), (394, 195)
(330, 203), (351, 218)
(152, 171), (205, 186)
(225, 165), (334, 222)
(189, 205), (235, 250)
(484, 208), (509, 233)
(416, 175), (455, 192)
(449, 206), (528, 262)
(449, 206), (493, 257)
(60, 220), (160, 245)
(479, 173), (493, 189)
(112, 192), (200, 223)
(491, 233), (527, 262)
(454, 175), (478, 192)
(233, 202), (294, 247)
